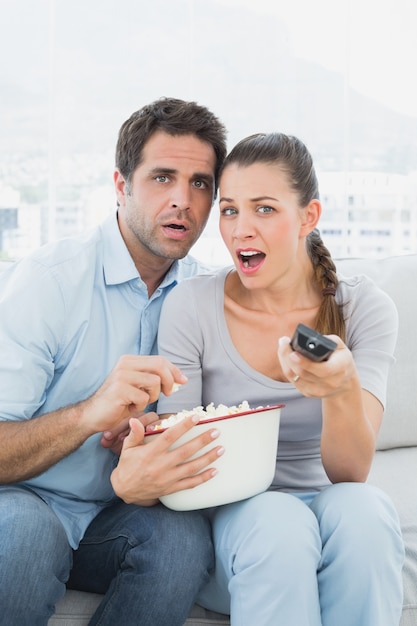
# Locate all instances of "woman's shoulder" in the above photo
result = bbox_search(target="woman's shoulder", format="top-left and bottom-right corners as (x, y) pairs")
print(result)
(168, 265), (232, 298)
(337, 271), (394, 306)
(337, 271), (398, 330)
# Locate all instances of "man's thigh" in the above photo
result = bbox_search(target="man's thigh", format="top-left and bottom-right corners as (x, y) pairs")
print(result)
(69, 500), (214, 593)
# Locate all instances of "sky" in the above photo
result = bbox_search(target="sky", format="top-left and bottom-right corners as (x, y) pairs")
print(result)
(220, 0), (417, 118)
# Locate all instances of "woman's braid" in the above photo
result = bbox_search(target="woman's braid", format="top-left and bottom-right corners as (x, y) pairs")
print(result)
(307, 229), (346, 341)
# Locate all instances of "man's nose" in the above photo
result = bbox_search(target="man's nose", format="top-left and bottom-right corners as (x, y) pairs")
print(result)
(170, 183), (191, 210)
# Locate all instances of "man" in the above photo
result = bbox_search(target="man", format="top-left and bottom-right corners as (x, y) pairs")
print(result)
(0, 97), (227, 625)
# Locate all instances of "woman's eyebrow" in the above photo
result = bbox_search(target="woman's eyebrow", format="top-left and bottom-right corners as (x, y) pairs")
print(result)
(219, 195), (279, 203)
(250, 195), (279, 202)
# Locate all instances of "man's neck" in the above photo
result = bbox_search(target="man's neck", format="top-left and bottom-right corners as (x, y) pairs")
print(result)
(135, 257), (175, 297)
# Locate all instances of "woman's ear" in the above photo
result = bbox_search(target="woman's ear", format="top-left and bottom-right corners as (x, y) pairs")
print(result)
(299, 199), (321, 237)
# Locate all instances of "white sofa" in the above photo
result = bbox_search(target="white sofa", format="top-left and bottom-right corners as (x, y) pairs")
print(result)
(2, 256), (416, 625)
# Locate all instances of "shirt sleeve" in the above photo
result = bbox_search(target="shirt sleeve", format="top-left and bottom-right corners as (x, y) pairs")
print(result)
(341, 274), (398, 408)
(157, 278), (206, 416)
(0, 259), (66, 421)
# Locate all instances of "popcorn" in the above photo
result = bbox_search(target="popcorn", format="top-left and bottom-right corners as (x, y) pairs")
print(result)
(154, 401), (252, 430)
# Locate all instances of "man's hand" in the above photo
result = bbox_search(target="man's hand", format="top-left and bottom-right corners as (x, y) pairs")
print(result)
(100, 411), (159, 455)
(81, 355), (187, 437)
(110, 414), (224, 506)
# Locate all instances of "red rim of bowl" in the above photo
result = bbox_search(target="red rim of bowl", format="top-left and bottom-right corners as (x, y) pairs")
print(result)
(144, 403), (285, 436)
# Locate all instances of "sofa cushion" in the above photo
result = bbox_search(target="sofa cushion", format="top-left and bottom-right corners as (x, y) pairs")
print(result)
(337, 255), (417, 450)
(368, 447), (417, 626)
(48, 591), (230, 626)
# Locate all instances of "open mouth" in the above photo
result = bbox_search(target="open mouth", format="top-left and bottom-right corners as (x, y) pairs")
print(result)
(165, 223), (187, 231)
(162, 222), (190, 240)
(238, 250), (266, 270)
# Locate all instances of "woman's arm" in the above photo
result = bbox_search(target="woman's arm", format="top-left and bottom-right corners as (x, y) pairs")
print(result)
(320, 382), (381, 482)
(278, 335), (385, 483)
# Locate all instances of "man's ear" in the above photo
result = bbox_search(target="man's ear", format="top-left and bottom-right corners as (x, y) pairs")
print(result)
(114, 169), (128, 207)
(299, 199), (321, 237)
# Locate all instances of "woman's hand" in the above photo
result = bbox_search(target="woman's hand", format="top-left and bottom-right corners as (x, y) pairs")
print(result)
(110, 414), (224, 506)
(278, 334), (355, 398)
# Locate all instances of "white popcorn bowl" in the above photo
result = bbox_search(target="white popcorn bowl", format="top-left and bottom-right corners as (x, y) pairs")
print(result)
(145, 404), (283, 511)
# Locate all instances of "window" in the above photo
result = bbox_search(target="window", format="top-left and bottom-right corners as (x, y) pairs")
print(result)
(1, 0), (417, 261)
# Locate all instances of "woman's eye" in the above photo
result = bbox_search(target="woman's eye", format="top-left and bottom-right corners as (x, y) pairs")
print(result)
(220, 207), (237, 216)
(258, 205), (274, 214)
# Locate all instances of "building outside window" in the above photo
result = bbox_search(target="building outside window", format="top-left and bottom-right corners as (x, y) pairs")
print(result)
(1, 0), (416, 264)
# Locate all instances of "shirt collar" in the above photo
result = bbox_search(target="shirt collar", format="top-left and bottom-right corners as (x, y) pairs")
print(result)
(100, 210), (182, 289)
(101, 211), (138, 285)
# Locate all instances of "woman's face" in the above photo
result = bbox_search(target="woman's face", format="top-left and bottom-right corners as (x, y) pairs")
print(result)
(219, 161), (318, 289)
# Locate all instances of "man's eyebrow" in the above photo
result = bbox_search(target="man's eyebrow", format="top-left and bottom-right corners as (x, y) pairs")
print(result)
(148, 167), (177, 175)
(147, 167), (213, 183)
(193, 172), (214, 184)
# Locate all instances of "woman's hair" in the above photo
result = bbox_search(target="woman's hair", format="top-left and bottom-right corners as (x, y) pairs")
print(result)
(115, 97), (227, 193)
(222, 132), (345, 340)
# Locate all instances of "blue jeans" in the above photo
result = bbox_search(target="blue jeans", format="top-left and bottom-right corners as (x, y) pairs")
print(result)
(197, 483), (405, 626)
(0, 487), (213, 626)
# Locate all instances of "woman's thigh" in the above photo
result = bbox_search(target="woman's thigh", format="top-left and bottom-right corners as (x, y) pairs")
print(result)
(309, 482), (404, 626)
(198, 491), (322, 623)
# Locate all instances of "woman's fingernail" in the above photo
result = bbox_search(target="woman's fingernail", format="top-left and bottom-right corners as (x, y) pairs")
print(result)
(210, 429), (220, 439)
(216, 446), (225, 456)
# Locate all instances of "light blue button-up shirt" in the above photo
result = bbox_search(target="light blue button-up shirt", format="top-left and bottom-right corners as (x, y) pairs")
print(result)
(0, 212), (206, 547)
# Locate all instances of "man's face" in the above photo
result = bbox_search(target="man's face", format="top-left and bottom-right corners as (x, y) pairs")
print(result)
(115, 130), (216, 263)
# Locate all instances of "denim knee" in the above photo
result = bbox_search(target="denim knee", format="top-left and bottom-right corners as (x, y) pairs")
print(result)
(71, 502), (214, 626)
(77, 501), (214, 581)
(0, 486), (72, 625)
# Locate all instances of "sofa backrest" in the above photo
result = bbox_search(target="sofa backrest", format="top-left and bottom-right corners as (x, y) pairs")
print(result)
(336, 254), (417, 451)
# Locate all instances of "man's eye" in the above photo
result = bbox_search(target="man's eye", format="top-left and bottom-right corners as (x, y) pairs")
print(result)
(155, 175), (169, 183)
(193, 180), (207, 189)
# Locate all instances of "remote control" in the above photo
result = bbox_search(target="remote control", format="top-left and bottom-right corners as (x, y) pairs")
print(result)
(290, 323), (337, 362)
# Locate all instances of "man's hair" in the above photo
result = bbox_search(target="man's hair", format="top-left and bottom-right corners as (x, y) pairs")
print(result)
(115, 97), (227, 191)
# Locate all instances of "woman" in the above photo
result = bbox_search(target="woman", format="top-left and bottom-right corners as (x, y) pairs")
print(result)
(156, 132), (405, 625)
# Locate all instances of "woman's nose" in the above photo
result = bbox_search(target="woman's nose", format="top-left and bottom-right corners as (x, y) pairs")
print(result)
(232, 215), (255, 239)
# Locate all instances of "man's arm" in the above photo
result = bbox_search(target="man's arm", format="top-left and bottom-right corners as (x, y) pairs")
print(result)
(0, 355), (186, 483)
(0, 404), (94, 482)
